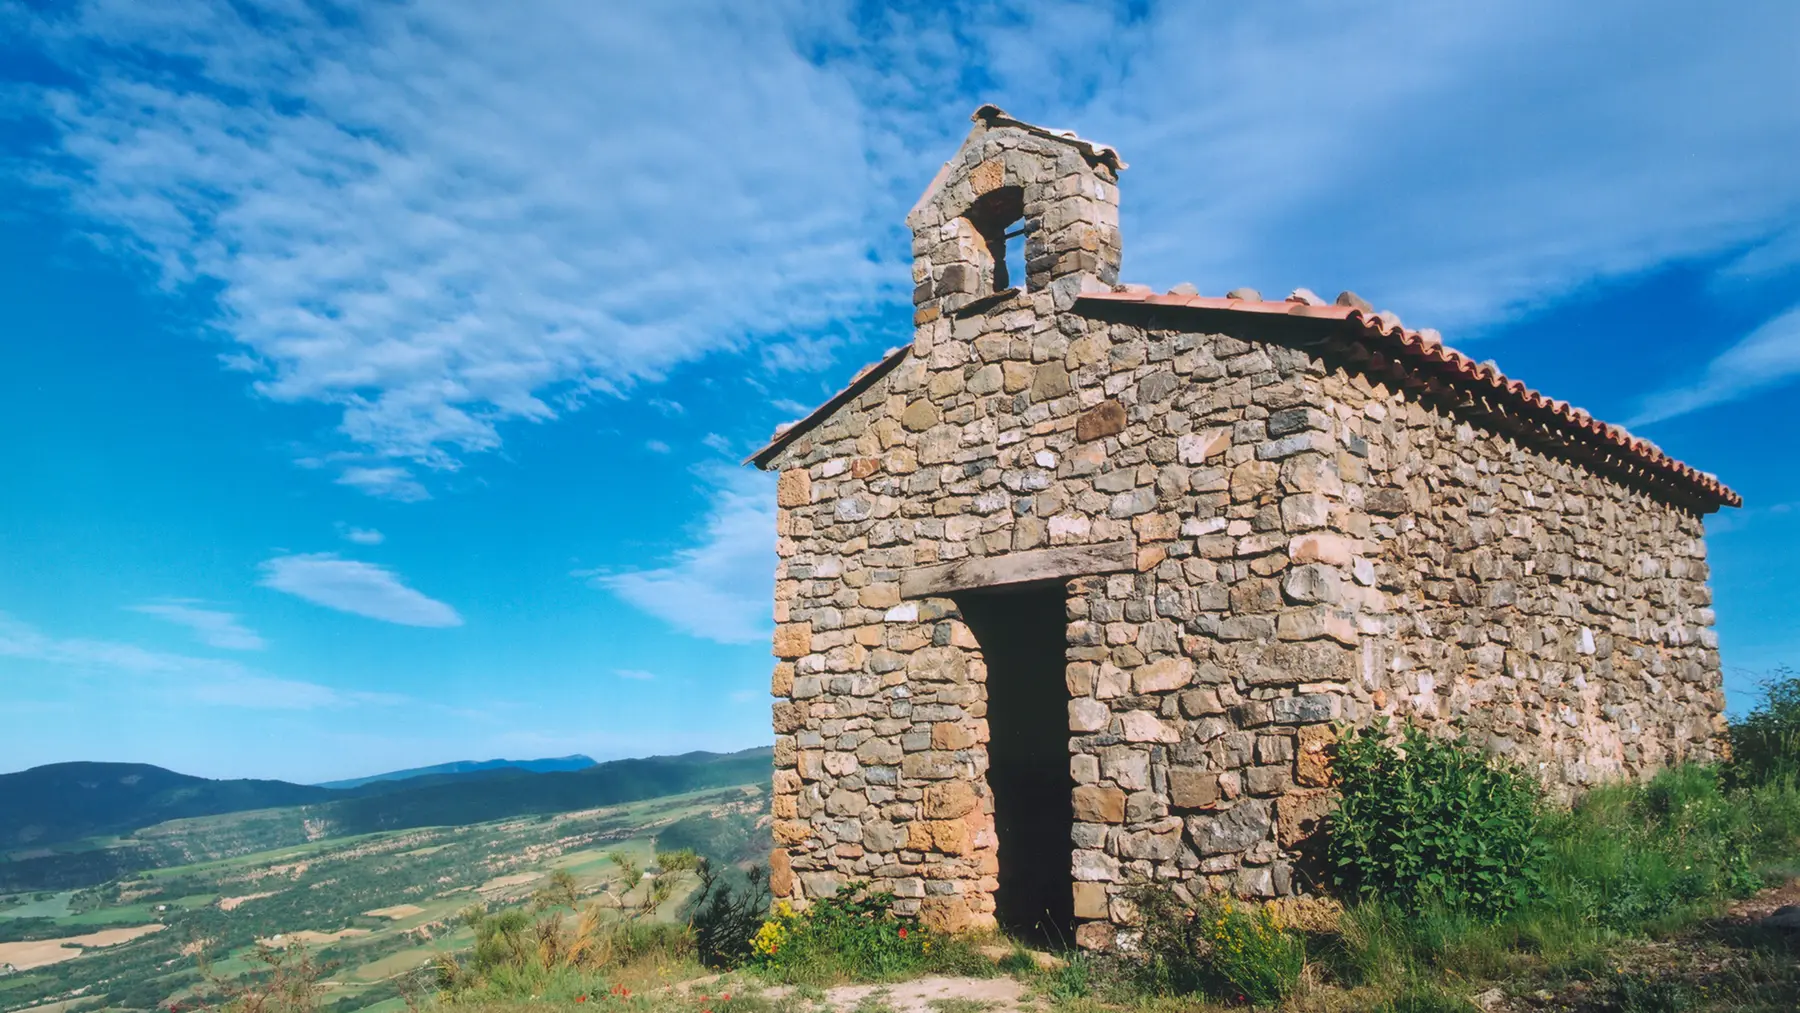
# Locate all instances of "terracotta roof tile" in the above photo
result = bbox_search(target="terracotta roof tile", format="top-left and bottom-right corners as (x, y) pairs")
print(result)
(749, 290), (1739, 511)
(1080, 290), (1741, 511)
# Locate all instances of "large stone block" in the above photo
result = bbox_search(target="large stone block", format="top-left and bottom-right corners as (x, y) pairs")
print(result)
(1032, 362), (1072, 400)
(1119, 710), (1175, 742)
(769, 847), (795, 897)
(777, 468), (811, 508)
(930, 819), (974, 855)
(772, 623), (813, 659)
(1295, 724), (1337, 787)
(1072, 882), (1109, 919)
(1169, 768), (1221, 809)
(1072, 784), (1127, 823)
(1076, 400), (1127, 441)
(1276, 790), (1334, 850)
(920, 895), (979, 933)
(1133, 656), (1193, 693)
(1069, 697), (1110, 732)
(924, 780), (979, 819)
(1178, 427), (1230, 465)
(1188, 799), (1272, 855)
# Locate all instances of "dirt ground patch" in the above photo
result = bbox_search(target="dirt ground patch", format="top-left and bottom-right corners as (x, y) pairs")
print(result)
(218, 891), (277, 911)
(257, 928), (371, 947)
(363, 904), (425, 920)
(476, 872), (542, 894)
(738, 977), (1033, 1013)
(0, 924), (166, 972)
(15, 995), (95, 1013)
(821, 977), (1032, 1013)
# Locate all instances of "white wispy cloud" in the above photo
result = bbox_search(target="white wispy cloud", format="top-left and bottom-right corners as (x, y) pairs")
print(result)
(258, 554), (462, 628)
(336, 466), (429, 503)
(17, 0), (1796, 498)
(1631, 306), (1800, 427)
(19, 0), (890, 496)
(337, 524), (385, 546)
(645, 439), (672, 454)
(0, 611), (386, 709)
(128, 600), (266, 651)
(583, 466), (775, 644)
(701, 433), (733, 455)
(849, 2), (1800, 330)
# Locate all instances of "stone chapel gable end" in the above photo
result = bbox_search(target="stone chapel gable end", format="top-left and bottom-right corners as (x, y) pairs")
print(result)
(745, 106), (1742, 950)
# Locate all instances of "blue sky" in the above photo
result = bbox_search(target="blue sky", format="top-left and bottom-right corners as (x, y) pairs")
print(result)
(2, 1), (1797, 783)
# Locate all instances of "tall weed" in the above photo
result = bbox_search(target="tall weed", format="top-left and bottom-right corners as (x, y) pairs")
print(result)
(747, 883), (984, 985)
(198, 941), (332, 1013)
(1121, 881), (1304, 1003)
(435, 851), (703, 1001)
(1539, 764), (1765, 933)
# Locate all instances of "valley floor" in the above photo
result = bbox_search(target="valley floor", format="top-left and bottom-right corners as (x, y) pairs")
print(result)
(0, 785), (768, 1013)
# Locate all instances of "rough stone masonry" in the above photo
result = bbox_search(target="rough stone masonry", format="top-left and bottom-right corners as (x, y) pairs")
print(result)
(746, 105), (1742, 949)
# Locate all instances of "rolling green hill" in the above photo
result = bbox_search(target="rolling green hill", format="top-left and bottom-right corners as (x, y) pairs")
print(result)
(325, 749), (774, 834)
(0, 762), (337, 850)
(0, 748), (773, 891)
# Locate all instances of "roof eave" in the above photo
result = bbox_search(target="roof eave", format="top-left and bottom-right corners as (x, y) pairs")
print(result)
(1076, 291), (1742, 513)
(745, 345), (912, 470)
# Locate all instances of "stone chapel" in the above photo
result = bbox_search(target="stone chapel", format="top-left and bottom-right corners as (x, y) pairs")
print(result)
(746, 105), (1740, 948)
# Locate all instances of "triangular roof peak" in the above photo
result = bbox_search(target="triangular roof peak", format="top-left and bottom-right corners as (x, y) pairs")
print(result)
(968, 104), (1126, 171)
(907, 105), (1126, 221)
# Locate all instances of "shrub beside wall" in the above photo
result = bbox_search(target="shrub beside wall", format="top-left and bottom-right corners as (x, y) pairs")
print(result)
(1327, 722), (1547, 917)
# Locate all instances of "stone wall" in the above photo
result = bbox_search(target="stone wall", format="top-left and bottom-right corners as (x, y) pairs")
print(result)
(760, 113), (1725, 948)
(1320, 362), (1726, 789)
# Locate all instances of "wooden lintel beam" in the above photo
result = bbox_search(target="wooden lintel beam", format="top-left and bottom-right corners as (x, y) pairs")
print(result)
(899, 540), (1136, 599)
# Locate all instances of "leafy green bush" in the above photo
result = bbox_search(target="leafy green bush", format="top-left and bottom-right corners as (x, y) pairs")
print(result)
(685, 862), (771, 967)
(746, 883), (981, 984)
(1328, 722), (1546, 917)
(1727, 669), (1800, 790)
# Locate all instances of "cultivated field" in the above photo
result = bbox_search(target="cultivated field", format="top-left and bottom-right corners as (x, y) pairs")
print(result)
(0, 925), (165, 972)
(0, 785), (768, 1013)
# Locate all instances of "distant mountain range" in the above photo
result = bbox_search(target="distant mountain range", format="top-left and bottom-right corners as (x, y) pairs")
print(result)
(315, 754), (597, 789)
(0, 748), (772, 861)
(0, 762), (337, 849)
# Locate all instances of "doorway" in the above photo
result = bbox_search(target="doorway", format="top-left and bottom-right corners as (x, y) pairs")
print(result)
(954, 585), (1074, 944)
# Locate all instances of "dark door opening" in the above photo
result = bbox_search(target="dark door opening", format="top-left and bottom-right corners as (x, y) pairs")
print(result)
(954, 585), (1074, 945)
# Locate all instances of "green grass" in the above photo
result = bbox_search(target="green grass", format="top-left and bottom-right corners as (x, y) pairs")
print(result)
(0, 889), (75, 919)
(1297, 768), (1800, 1012)
(52, 893), (219, 926)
